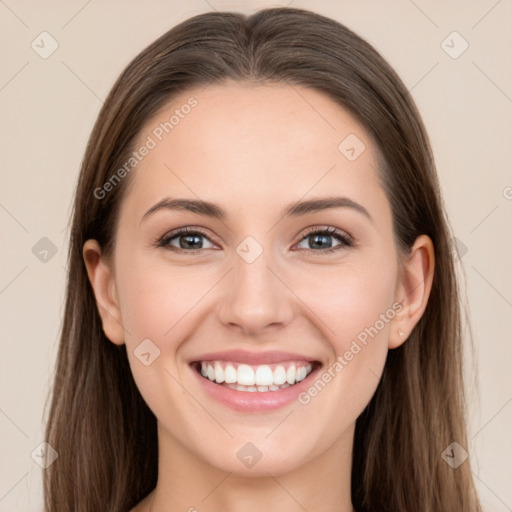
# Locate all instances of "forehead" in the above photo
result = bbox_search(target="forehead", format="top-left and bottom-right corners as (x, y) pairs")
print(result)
(119, 82), (386, 223)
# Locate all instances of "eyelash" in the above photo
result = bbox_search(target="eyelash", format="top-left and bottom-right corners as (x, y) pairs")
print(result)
(156, 226), (353, 255)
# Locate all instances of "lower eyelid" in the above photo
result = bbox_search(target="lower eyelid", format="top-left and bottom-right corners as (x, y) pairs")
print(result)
(159, 228), (352, 252)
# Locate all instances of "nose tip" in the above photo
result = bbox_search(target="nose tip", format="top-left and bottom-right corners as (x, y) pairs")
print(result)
(216, 249), (294, 335)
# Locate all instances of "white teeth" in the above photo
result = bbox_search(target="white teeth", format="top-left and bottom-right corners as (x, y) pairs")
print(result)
(224, 365), (237, 384)
(237, 364), (255, 386)
(273, 365), (287, 385)
(255, 365), (274, 386)
(286, 365), (296, 385)
(199, 361), (315, 389)
(214, 362), (224, 383)
(296, 366), (307, 382)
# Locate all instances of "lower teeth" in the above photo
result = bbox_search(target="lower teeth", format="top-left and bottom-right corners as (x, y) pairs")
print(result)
(222, 382), (292, 392)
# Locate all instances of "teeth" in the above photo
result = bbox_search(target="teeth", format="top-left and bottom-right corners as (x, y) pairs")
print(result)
(237, 364), (255, 386)
(273, 366), (287, 385)
(225, 382), (292, 392)
(224, 365), (237, 384)
(199, 361), (314, 389)
(214, 362), (224, 383)
(286, 365), (296, 385)
(296, 366), (308, 382)
(255, 365), (274, 386)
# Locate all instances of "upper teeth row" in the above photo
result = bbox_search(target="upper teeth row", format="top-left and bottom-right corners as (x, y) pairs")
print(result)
(200, 361), (313, 386)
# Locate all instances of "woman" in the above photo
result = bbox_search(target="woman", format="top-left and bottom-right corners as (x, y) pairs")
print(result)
(43, 7), (482, 512)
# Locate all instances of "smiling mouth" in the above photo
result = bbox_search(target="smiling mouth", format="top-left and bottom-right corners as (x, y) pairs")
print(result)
(192, 360), (321, 392)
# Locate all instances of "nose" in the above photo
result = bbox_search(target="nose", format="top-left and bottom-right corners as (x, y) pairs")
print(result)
(216, 245), (295, 336)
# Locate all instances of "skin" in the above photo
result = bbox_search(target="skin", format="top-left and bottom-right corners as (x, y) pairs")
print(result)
(83, 82), (434, 512)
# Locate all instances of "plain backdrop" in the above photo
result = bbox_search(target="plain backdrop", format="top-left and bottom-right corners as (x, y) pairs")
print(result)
(1, 1), (511, 510)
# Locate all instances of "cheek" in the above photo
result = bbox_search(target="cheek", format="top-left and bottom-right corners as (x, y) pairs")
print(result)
(292, 262), (397, 408)
(296, 260), (397, 347)
(115, 256), (207, 342)
(113, 256), (218, 397)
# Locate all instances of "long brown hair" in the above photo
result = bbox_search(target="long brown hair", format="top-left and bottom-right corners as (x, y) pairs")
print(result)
(44, 7), (482, 511)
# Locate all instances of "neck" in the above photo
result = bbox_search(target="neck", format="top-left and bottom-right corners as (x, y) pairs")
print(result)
(147, 422), (356, 512)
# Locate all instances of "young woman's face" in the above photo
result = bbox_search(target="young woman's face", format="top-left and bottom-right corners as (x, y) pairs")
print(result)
(100, 83), (408, 475)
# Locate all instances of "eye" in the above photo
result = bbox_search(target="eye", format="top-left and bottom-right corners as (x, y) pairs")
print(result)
(295, 226), (352, 253)
(157, 227), (216, 252)
(156, 226), (353, 255)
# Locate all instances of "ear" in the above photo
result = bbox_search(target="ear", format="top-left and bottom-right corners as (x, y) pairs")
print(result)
(83, 239), (125, 345)
(389, 234), (435, 349)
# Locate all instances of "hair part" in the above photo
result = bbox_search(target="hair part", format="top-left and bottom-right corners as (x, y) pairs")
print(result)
(44, 7), (481, 512)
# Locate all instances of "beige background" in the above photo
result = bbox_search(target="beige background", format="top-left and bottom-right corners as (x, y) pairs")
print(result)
(1, 1), (511, 510)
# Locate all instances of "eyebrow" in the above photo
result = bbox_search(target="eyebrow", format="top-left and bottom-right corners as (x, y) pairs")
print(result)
(141, 196), (372, 223)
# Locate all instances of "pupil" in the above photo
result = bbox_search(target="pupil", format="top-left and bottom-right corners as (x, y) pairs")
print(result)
(181, 234), (202, 249)
(310, 234), (331, 249)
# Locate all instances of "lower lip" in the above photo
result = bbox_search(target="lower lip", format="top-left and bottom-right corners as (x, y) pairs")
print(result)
(190, 364), (321, 412)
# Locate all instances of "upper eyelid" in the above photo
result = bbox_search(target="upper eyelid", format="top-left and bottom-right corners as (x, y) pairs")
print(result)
(161, 226), (352, 248)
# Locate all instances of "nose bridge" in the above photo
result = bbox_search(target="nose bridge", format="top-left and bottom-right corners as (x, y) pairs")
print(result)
(217, 236), (293, 333)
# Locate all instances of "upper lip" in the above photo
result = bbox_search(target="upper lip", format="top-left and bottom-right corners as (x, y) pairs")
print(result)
(189, 350), (320, 366)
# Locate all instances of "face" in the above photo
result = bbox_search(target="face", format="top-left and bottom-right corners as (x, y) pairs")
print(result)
(89, 82), (413, 476)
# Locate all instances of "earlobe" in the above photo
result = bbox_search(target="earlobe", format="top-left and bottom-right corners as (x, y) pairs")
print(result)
(389, 234), (435, 349)
(82, 239), (125, 345)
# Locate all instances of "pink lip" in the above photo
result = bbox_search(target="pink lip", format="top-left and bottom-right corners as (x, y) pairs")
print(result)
(189, 359), (322, 413)
(189, 349), (318, 365)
